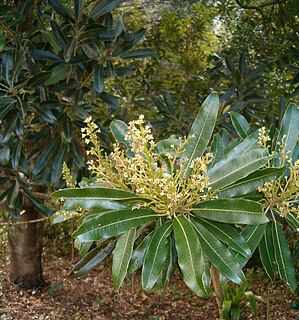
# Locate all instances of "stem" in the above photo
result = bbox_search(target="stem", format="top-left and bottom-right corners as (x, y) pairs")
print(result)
(211, 265), (223, 319)
(266, 282), (271, 320)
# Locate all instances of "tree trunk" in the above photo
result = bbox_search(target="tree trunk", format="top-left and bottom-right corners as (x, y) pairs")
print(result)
(8, 205), (45, 289)
(211, 265), (223, 319)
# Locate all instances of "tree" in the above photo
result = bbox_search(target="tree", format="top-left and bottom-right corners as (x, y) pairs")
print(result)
(0, 0), (154, 288)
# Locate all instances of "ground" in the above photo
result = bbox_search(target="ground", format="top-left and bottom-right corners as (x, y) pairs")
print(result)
(0, 252), (298, 320)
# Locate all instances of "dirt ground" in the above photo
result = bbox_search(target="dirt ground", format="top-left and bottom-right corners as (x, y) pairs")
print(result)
(0, 252), (298, 320)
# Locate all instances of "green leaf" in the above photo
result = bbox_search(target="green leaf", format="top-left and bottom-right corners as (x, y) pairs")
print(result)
(193, 199), (268, 224)
(51, 144), (67, 184)
(112, 228), (136, 290)
(230, 111), (253, 138)
(258, 223), (277, 281)
(181, 93), (219, 177)
(17, 0), (33, 18)
(40, 30), (63, 53)
(52, 187), (144, 208)
(99, 92), (120, 110)
(192, 218), (245, 284)
(90, 0), (124, 19)
(142, 221), (172, 291)
(128, 232), (153, 275)
(64, 38), (76, 63)
(32, 138), (60, 175)
(232, 224), (267, 268)
(30, 49), (63, 62)
(74, 0), (84, 21)
(276, 103), (299, 161)
(94, 64), (105, 93)
(45, 64), (70, 85)
(82, 43), (101, 61)
(208, 148), (270, 190)
(198, 219), (251, 258)
(119, 48), (157, 59)
(210, 133), (224, 166)
(70, 242), (115, 277)
(173, 216), (207, 296)
(71, 140), (84, 168)
(47, 0), (74, 20)
(285, 213), (299, 230)
(272, 221), (297, 291)
(63, 114), (73, 143)
(73, 208), (159, 242)
(217, 167), (285, 198)
(26, 72), (52, 88)
(11, 140), (22, 170)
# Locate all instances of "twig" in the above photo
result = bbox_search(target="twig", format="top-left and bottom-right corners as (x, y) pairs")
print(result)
(0, 217), (49, 226)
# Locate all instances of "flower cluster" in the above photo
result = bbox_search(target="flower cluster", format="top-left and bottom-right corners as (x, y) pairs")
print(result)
(258, 126), (271, 149)
(79, 115), (215, 218)
(258, 137), (299, 218)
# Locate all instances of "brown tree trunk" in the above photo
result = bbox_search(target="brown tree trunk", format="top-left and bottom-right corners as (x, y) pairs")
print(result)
(8, 204), (45, 289)
(211, 265), (223, 319)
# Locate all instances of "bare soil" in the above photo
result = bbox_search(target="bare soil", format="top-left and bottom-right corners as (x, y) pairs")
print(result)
(0, 252), (298, 320)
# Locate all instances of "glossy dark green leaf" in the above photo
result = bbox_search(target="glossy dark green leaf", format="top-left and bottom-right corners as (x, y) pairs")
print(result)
(52, 187), (144, 208)
(258, 223), (277, 281)
(272, 221), (297, 290)
(73, 208), (160, 242)
(181, 93), (219, 177)
(64, 38), (76, 63)
(17, 0), (33, 18)
(26, 72), (52, 88)
(99, 92), (120, 110)
(11, 140), (21, 170)
(32, 138), (60, 175)
(142, 222), (172, 291)
(94, 64), (105, 93)
(192, 218), (245, 284)
(71, 140), (84, 167)
(35, 106), (57, 123)
(90, 0), (124, 19)
(0, 146), (10, 165)
(45, 64), (70, 85)
(230, 111), (253, 138)
(276, 103), (299, 162)
(47, 0), (74, 20)
(232, 224), (267, 268)
(119, 48), (157, 59)
(70, 242), (115, 277)
(112, 228), (136, 290)
(197, 219), (251, 258)
(128, 232), (153, 274)
(210, 133), (224, 166)
(40, 30), (62, 53)
(285, 213), (299, 230)
(217, 167), (285, 198)
(208, 148), (270, 190)
(82, 43), (101, 61)
(173, 216), (207, 296)
(30, 49), (63, 62)
(74, 0), (84, 21)
(63, 114), (73, 143)
(193, 199), (268, 224)
(51, 144), (67, 184)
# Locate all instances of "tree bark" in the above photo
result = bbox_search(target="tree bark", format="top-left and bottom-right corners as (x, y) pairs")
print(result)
(8, 204), (45, 289)
(211, 265), (223, 319)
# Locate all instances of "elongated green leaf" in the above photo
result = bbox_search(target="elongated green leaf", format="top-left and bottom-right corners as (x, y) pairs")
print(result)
(52, 187), (145, 208)
(192, 218), (245, 284)
(210, 133), (224, 166)
(208, 148), (270, 190)
(173, 216), (207, 296)
(40, 30), (62, 53)
(119, 48), (157, 59)
(112, 228), (136, 290)
(142, 222), (172, 291)
(181, 93), (219, 177)
(94, 64), (104, 93)
(45, 64), (70, 85)
(63, 114), (73, 143)
(230, 112), (253, 138)
(73, 208), (159, 242)
(197, 219), (251, 258)
(285, 213), (299, 230)
(128, 232), (153, 274)
(11, 140), (21, 170)
(51, 144), (67, 184)
(276, 103), (299, 161)
(0, 146), (10, 166)
(32, 138), (60, 175)
(232, 224), (267, 268)
(27, 72), (52, 88)
(272, 221), (297, 290)
(110, 119), (133, 156)
(91, 0), (124, 18)
(193, 199), (268, 224)
(70, 242), (115, 277)
(99, 92), (120, 110)
(71, 140), (84, 167)
(217, 167), (285, 198)
(258, 223), (277, 281)
(30, 49), (63, 62)
(74, 0), (84, 20)
(48, 0), (74, 20)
